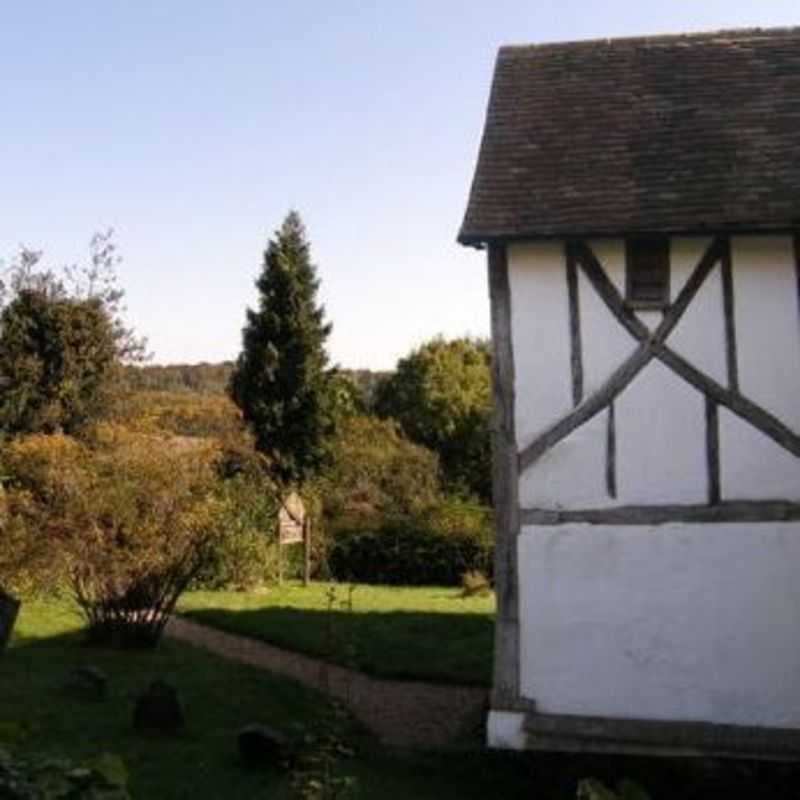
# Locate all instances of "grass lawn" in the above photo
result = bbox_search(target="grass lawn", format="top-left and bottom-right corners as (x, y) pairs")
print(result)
(4, 598), (799, 799)
(178, 582), (495, 686)
(0, 597), (543, 800)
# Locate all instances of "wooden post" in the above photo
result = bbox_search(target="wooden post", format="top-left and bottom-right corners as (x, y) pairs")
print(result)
(303, 517), (311, 587)
(276, 520), (283, 586)
(0, 589), (20, 651)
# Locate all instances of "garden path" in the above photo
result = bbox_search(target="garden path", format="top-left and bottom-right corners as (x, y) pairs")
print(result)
(166, 616), (488, 749)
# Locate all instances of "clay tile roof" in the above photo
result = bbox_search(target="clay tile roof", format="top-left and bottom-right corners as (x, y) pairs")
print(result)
(458, 27), (800, 245)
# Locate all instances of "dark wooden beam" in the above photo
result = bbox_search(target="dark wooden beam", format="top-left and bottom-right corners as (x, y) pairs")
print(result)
(519, 237), (800, 474)
(565, 243), (584, 406)
(655, 346), (800, 458)
(523, 711), (800, 761)
(519, 343), (651, 472)
(794, 232), (800, 331)
(520, 501), (800, 526)
(706, 398), (720, 505)
(520, 238), (724, 473)
(720, 238), (739, 392)
(487, 243), (521, 709)
(606, 403), (617, 499)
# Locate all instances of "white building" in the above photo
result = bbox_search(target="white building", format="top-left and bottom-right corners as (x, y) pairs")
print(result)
(459, 27), (800, 759)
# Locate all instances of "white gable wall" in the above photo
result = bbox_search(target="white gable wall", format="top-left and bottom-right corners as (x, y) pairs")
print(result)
(494, 232), (800, 747)
(511, 233), (800, 511)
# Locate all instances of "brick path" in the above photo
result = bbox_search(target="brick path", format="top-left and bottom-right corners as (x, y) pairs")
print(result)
(166, 616), (488, 749)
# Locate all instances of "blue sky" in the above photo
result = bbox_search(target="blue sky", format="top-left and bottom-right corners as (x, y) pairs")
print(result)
(2, 2), (798, 369)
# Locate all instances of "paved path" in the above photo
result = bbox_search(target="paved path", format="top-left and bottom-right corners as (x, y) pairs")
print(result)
(166, 616), (488, 749)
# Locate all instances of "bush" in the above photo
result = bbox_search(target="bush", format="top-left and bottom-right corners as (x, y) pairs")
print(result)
(327, 501), (493, 586)
(0, 747), (129, 799)
(195, 474), (281, 590)
(374, 337), (492, 502)
(3, 425), (223, 646)
(316, 415), (441, 519)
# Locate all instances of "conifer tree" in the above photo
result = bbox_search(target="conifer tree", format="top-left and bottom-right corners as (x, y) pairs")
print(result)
(230, 211), (335, 485)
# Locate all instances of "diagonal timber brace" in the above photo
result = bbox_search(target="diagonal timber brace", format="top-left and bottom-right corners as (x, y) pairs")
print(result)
(518, 237), (800, 473)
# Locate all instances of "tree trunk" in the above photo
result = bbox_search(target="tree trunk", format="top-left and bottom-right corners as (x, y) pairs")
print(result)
(0, 589), (20, 651)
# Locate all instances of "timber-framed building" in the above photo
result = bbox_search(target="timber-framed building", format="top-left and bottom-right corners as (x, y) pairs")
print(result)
(459, 27), (800, 759)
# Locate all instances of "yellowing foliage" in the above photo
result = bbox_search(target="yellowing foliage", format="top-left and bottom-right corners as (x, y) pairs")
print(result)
(2, 425), (224, 644)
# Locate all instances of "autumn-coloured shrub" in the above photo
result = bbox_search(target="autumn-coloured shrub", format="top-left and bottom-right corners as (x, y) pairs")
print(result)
(316, 415), (441, 520)
(3, 425), (223, 646)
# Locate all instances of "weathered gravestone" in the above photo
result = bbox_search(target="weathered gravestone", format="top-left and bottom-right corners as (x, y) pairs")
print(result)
(0, 590), (20, 651)
(62, 665), (108, 702)
(237, 723), (290, 768)
(133, 679), (184, 733)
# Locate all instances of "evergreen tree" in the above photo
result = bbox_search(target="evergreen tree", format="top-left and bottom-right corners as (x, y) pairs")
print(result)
(230, 211), (335, 484)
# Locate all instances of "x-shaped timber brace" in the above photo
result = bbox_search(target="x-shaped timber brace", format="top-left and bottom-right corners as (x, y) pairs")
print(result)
(518, 237), (800, 526)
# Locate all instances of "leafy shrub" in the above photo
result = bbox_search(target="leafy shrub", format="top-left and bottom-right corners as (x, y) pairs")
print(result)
(327, 501), (493, 586)
(316, 415), (441, 519)
(0, 747), (129, 799)
(195, 474), (281, 590)
(3, 425), (223, 646)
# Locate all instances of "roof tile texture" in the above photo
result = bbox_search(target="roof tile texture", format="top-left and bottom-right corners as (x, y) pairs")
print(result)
(459, 28), (800, 244)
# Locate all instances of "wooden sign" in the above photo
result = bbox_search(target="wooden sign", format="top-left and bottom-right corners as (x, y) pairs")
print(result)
(278, 492), (306, 545)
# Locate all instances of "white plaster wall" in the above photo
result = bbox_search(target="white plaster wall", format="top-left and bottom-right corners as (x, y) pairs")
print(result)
(577, 267), (638, 396)
(732, 236), (800, 433)
(720, 408), (800, 501)
(670, 237), (714, 300)
(519, 411), (615, 509)
(616, 360), (707, 505)
(518, 523), (800, 728)
(508, 241), (572, 450)
(667, 238), (727, 386)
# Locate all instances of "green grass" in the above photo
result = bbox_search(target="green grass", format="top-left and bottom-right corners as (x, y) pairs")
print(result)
(0, 597), (547, 800)
(4, 598), (799, 800)
(2, 597), (321, 798)
(179, 582), (495, 685)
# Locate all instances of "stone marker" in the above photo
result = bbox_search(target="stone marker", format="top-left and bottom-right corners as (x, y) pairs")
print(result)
(63, 665), (108, 702)
(133, 679), (184, 733)
(237, 723), (290, 768)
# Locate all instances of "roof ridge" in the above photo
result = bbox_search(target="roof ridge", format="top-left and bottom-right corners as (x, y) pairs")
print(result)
(498, 25), (800, 55)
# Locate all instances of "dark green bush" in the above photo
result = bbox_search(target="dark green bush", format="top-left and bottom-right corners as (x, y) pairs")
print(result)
(0, 747), (129, 799)
(327, 501), (492, 586)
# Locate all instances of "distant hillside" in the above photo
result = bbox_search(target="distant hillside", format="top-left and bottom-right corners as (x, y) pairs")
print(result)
(122, 362), (391, 409)
(121, 362), (235, 394)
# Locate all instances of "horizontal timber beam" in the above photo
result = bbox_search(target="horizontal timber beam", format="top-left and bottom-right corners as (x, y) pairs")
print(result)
(524, 711), (800, 761)
(520, 501), (800, 526)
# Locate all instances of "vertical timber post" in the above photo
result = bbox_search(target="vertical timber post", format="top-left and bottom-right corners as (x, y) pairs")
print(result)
(303, 517), (311, 587)
(277, 519), (283, 586)
(488, 242), (521, 709)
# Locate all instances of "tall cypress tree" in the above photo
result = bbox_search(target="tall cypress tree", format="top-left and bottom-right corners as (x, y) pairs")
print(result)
(230, 211), (335, 484)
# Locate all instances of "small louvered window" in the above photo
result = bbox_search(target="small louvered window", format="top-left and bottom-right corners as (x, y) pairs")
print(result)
(626, 237), (670, 309)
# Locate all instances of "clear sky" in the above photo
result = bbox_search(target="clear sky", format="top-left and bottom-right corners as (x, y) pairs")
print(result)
(2, 2), (798, 369)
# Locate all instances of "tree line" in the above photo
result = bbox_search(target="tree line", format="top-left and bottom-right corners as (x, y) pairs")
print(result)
(0, 213), (493, 648)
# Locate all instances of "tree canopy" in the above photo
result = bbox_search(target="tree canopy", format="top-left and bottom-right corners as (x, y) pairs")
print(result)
(375, 337), (492, 502)
(0, 231), (145, 436)
(229, 211), (335, 485)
